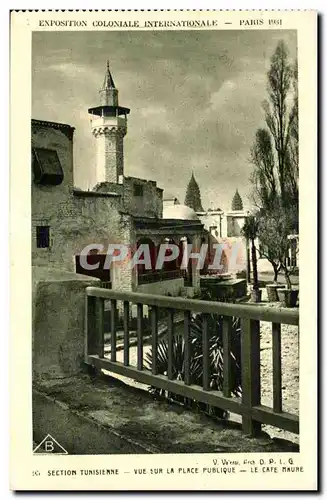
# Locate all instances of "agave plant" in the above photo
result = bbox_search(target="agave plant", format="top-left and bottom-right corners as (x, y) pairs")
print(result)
(190, 313), (242, 396)
(145, 312), (242, 419)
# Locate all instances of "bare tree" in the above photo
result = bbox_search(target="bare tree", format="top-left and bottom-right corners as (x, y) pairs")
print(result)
(262, 40), (297, 208)
(250, 128), (277, 211)
(284, 61), (299, 224)
(256, 210), (282, 284)
(257, 205), (298, 289)
(248, 40), (299, 285)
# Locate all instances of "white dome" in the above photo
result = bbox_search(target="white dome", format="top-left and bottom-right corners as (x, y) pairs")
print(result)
(163, 204), (199, 221)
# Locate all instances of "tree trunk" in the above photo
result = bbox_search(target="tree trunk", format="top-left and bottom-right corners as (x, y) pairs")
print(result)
(251, 238), (259, 290)
(284, 269), (292, 290)
(246, 239), (251, 284)
(272, 263), (279, 284)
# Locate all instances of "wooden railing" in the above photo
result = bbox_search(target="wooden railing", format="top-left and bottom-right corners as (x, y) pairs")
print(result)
(84, 287), (299, 436)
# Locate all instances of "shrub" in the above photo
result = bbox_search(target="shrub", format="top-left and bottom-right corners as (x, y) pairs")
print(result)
(145, 312), (242, 419)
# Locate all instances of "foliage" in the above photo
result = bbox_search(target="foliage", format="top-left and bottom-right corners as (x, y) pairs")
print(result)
(249, 40), (299, 283)
(250, 41), (298, 216)
(241, 214), (259, 242)
(184, 172), (204, 212)
(145, 312), (242, 419)
(200, 287), (237, 303)
(231, 189), (244, 211)
(256, 210), (281, 283)
(257, 204), (298, 289)
(262, 40), (298, 210)
(250, 129), (277, 212)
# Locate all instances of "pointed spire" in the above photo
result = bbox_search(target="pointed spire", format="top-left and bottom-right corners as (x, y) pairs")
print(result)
(102, 60), (116, 90)
(184, 171), (204, 212)
(231, 189), (243, 211)
(99, 60), (118, 107)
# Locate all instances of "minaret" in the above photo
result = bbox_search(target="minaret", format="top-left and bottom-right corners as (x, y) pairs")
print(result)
(88, 61), (130, 185)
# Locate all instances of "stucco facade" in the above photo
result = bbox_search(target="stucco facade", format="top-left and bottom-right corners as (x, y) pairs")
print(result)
(123, 176), (163, 218)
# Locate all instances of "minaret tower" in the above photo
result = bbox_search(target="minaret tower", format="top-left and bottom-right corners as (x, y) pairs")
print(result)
(88, 61), (130, 185)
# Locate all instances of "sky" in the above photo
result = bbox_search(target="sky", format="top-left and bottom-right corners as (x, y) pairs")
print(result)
(32, 30), (297, 211)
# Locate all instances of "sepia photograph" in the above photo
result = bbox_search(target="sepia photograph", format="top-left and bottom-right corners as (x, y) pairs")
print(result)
(10, 9), (317, 491)
(31, 28), (299, 455)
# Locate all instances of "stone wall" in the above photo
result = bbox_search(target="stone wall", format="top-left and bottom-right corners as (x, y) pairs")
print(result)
(198, 211), (223, 238)
(31, 121), (135, 293)
(32, 266), (99, 381)
(123, 176), (163, 218)
(137, 278), (184, 297)
(200, 277), (247, 301)
(226, 212), (247, 237)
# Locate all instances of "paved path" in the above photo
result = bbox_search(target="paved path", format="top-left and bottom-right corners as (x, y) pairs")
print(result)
(34, 375), (299, 454)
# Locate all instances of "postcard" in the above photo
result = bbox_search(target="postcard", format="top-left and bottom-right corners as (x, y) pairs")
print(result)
(10, 9), (317, 491)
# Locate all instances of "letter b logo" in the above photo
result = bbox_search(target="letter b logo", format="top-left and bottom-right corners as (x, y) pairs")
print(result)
(45, 440), (54, 452)
(33, 434), (68, 454)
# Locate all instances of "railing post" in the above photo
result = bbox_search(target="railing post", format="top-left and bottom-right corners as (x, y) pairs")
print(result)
(202, 314), (210, 391)
(96, 297), (105, 358)
(123, 301), (130, 367)
(241, 318), (261, 436)
(85, 294), (95, 361)
(223, 317), (232, 397)
(84, 294), (104, 376)
(110, 299), (117, 362)
(272, 323), (282, 413)
(85, 295), (104, 359)
(137, 303), (143, 371)
(150, 306), (158, 375)
(167, 309), (174, 380)
(184, 311), (191, 386)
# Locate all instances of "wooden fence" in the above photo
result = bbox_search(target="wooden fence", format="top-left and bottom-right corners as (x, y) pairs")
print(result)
(84, 287), (299, 436)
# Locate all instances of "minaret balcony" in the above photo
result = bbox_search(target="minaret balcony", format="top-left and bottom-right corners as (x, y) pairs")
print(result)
(88, 105), (130, 117)
(91, 115), (127, 131)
